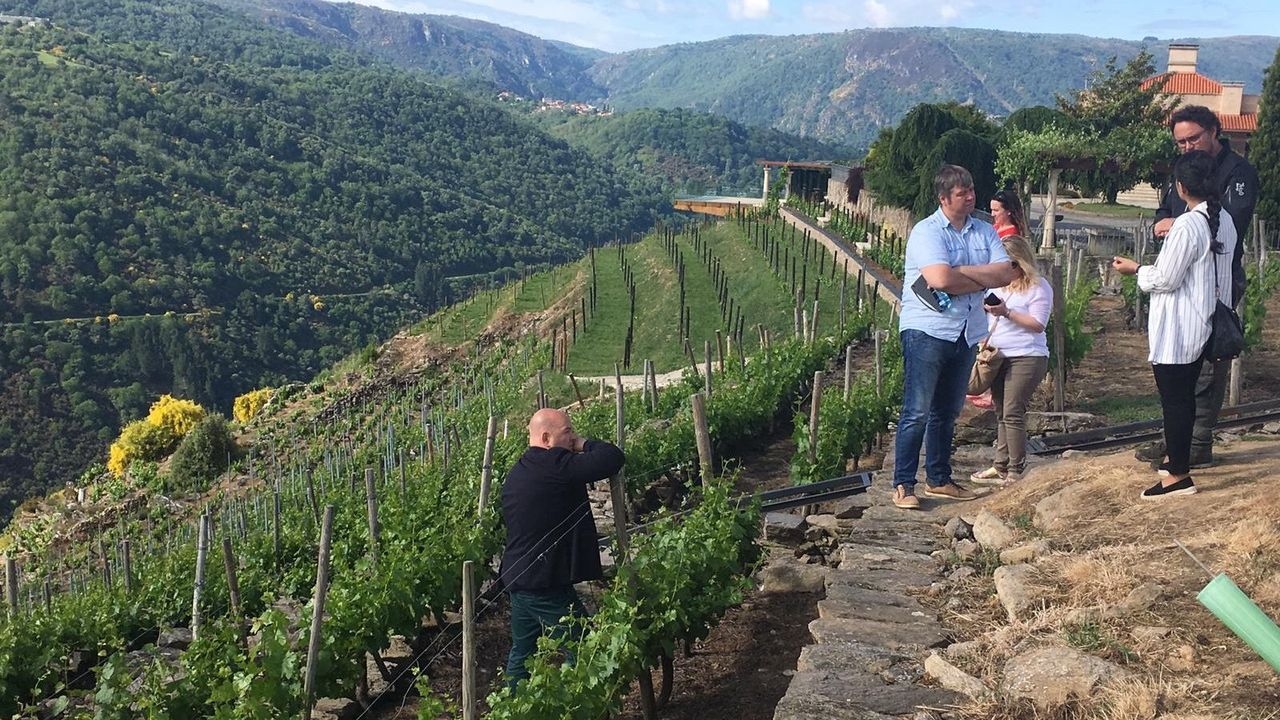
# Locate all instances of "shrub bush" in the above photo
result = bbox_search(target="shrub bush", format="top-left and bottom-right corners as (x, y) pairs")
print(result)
(168, 414), (236, 493)
(233, 388), (274, 423)
(107, 420), (179, 476)
(146, 395), (206, 437)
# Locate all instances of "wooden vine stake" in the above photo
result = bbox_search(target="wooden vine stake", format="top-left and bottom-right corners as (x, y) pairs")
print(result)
(1049, 264), (1067, 419)
(691, 392), (714, 483)
(221, 537), (243, 635)
(478, 415), (498, 518)
(462, 560), (477, 720)
(302, 506), (335, 720)
(4, 556), (16, 617)
(365, 468), (380, 567)
(610, 366), (657, 720)
(192, 515), (209, 642)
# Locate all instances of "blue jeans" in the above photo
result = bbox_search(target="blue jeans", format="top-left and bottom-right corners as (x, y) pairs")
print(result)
(505, 586), (588, 689)
(893, 330), (976, 489)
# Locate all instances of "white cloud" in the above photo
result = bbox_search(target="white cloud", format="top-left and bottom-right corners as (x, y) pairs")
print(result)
(863, 0), (892, 27)
(799, 1), (857, 24)
(728, 0), (771, 20)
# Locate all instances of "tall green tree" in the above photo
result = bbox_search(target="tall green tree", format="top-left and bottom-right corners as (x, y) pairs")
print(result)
(1055, 50), (1172, 202)
(1253, 46), (1280, 229)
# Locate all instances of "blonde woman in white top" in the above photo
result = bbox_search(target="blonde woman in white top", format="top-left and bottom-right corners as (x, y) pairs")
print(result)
(1113, 150), (1238, 500)
(969, 235), (1052, 484)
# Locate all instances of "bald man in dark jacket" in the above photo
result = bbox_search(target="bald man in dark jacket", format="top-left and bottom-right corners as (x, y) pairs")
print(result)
(500, 407), (624, 688)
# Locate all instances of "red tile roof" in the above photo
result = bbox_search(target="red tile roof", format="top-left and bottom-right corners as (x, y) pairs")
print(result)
(1220, 114), (1258, 132)
(1142, 72), (1224, 95)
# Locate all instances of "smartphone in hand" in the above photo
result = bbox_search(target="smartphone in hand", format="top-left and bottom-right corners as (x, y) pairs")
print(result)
(984, 292), (1002, 306)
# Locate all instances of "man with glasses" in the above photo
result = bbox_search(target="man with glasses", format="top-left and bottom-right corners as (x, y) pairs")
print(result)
(1136, 105), (1258, 469)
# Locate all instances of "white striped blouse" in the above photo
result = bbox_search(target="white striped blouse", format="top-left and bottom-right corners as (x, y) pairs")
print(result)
(1137, 201), (1238, 365)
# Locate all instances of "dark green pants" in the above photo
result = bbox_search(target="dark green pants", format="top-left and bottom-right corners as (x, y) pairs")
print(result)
(505, 586), (588, 688)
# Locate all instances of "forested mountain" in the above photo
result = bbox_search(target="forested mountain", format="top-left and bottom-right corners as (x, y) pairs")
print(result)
(588, 29), (1280, 150)
(0, 0), (667, 521)
(213, 0), (608, 100)
(209, 0), (1277, 152)
(533, 107), (852, 195)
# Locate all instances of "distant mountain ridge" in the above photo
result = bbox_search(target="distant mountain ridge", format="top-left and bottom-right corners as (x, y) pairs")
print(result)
(215, 1), (1278, 151)
(213, 0), (608, 99)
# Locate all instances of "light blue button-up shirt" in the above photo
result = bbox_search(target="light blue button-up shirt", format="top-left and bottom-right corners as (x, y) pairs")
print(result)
(899, 207), (1009, 346)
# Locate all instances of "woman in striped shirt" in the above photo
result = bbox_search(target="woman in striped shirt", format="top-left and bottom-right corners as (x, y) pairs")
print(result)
(1112, 150), (1238, 500)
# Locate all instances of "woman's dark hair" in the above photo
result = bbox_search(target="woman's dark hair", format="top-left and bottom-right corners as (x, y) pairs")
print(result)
(990, 189), (1028, 237)
(1174, 150), (1221, 252)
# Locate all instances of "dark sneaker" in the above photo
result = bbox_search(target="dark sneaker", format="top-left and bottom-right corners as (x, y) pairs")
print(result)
(924, 482), (977, 501)
(1134, 441), (1166, 463)
(1141, 476), (1197, 500)
(893, 485), (921, 510)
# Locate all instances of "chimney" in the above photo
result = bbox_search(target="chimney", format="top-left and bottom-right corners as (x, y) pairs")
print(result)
(1221, 82), (1244, 114)
(1168, 44), (1199, 74)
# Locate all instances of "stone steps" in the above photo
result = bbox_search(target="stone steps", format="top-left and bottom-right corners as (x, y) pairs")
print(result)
(773, 484), (966, 720)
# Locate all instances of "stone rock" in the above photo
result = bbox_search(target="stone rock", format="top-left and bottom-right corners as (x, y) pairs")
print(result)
(993, 564), (1044, 620)
(838, 542), (938, 573)
(765, 511), (807, 541)
(819, 585), (935, 625)
(1034, 483), (1094, 532)
(312, 698), (360, 720)
(809, 616), (948, 651)
(1000, 646), (1126, 710)
(1064, 606), (1103, 626)
(947, 566), (976, 582)
(953, 425), (997, 446)
(972, 510), (1017, 550)
(806, 513), (843, 532)
(1025, 411), (1102, 435)
(960, 407), (998, 429)
(795, 541), (822, 557)
(943, 640), (981, 660)
(759, 561), (829, 593)
(1061, 449), (1085, 459)
(1000, 540), (1051, 565)
(830, 562), (937, 595)
(944, 516), (974, 541)
(1262, 421), (1280, 434)
(1131, 626), (1172, 644)
(830, 494), (873, 519)
(1219, 432), (1242, 444)
(924, 652), (988, 700)
(1115, 582), (1165, 615)
(158, 627), (193, 650)
(953, 539), (980, 560)
(805, 525), (831, 542)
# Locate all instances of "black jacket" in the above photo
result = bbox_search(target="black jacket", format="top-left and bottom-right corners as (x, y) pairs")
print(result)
(1154, 141), (1259, 305)
(498, 440), (625, 593)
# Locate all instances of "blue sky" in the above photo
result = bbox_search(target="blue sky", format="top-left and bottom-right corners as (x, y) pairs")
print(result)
(361, 0), (1280, 52)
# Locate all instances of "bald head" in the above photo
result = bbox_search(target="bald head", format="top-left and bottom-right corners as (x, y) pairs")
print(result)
(528, 408), (581, 451)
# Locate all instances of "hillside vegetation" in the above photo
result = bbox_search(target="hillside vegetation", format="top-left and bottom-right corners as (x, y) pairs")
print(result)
(534, 106), (852, 195)
(0, 0), (667, 521)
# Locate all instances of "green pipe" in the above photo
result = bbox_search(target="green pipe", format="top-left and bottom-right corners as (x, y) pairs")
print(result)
(1197, 573), (1280, 674)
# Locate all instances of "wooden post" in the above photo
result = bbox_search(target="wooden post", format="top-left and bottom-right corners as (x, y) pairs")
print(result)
(807, 371), (823, 467)
(478, 416), (498, 518)
(4, 556), (16, 617)
(462, 560), (477, 720)
(221, 537), (243, 632)
(704, 340), (714, 398)
(121, 540), (133, 594)
(365, 468), (380, 566)
(1134, 229), (1147, 329)
(609, 366), (656, 720)
(1050, 264), (1067, 414)
(272, 489), (282, 569)
(691, 392), (714, 482)
(302, 506), (335, 720)
(811, 300), (820, 343)
(192, 515), (209, 642)
(715, 331), (725, 374)
(844, 345), (854, 401)
(568, 374), (587, 409)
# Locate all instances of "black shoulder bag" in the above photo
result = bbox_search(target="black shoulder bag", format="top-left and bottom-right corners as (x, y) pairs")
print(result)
(1204, 223), (1245, 362)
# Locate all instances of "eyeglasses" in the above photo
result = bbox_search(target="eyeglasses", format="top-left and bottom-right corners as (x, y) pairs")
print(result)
(1174, 129), (1208, 148)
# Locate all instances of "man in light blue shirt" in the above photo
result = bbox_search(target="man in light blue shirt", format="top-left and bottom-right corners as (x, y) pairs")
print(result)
(893, 165), (1015, 509)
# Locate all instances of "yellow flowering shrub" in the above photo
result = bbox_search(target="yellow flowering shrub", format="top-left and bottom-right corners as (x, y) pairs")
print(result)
(146, 395), (206, 437)
(233, 388), (274, 423)
(107, 420), (178, 476)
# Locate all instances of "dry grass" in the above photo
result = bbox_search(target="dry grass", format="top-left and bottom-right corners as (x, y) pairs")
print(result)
(932, 439), (1280, 718)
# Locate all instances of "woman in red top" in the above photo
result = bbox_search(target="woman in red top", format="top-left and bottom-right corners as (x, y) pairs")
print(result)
(990, 190), (1028, 239)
